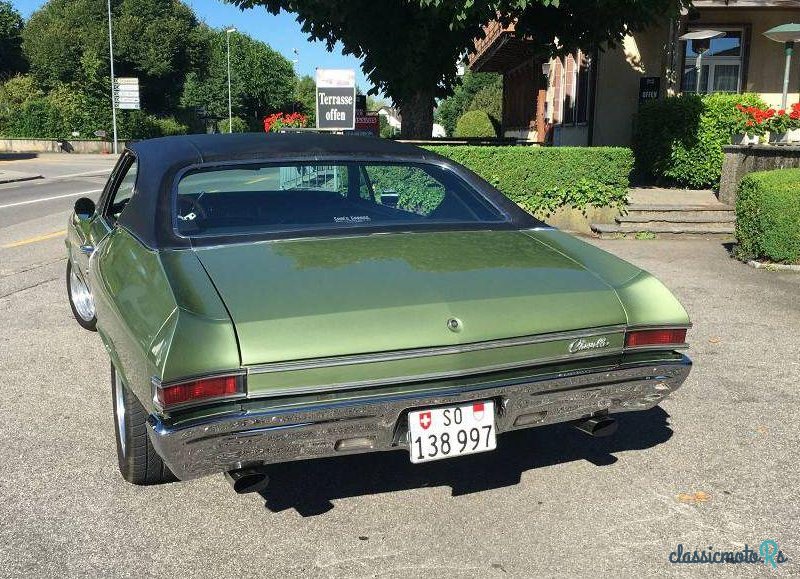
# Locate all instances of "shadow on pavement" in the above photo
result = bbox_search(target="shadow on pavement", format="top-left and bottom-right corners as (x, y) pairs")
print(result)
(0, 153), (38, 161)
(256, 407), (673, 517)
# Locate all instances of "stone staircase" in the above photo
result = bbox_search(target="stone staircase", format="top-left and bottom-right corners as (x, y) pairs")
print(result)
(591, 188), (736, 239)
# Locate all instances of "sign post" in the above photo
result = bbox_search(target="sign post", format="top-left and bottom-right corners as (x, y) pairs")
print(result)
(315, 69), (355, 131)
(638, 77), (661, 105)
(352, 95), (379, 136)
(115, 78), (141, 110)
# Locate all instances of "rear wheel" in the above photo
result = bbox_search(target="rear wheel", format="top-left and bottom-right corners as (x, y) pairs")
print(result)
(66, 260), (97, 331)
(111, 364), (175, 485)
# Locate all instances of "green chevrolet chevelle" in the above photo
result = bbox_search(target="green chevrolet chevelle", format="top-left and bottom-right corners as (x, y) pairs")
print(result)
(65, 133), (691, 492)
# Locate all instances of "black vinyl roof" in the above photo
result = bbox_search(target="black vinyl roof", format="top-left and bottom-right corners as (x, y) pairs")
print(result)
(116, 133), (538, 249)
(128, 132), (433, 166)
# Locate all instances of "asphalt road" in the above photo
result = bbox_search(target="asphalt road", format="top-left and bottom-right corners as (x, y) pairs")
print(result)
(0, 154), (114, 230)
(1, 156), (798, 577)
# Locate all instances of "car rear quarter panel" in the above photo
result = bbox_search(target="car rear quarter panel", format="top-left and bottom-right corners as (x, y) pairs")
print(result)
(528, 230), (691, 326)
(90, 228), (240, 409)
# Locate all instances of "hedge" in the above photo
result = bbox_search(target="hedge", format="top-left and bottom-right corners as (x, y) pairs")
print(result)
(735, 168), (800, 264)
(424, 145), (632, 215)
(633, 93), (766, 189)
(454, 110), (497, 138)
(3, 98), (187, 140)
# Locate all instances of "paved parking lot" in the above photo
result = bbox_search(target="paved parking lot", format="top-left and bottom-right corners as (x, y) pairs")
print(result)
(0, 159), (798, 577)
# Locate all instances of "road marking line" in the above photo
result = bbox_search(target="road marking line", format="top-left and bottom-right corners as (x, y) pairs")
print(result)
(0, 188), (102, 210)
(50, 169), (112, 180)
(245, 175), (273, 185)
(2, 230), (66, 248)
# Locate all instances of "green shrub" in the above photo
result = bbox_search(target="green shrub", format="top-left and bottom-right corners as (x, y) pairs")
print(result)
(116, 111), (188, 140)
(5, 98), (65, 137)
(467, 85), (502, 134)
(425, 145), (632, 215)
(633, 93), (767, 189)
(454, 110), (497, 138)
(2, 88), (186, 140)
(217, 116), (249, 134)
(152, 116), (188, 136)
(735, 168), (800, 264)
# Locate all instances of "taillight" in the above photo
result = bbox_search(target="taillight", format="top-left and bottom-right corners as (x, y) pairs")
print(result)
(156, 374), (243, 408)
(625, 328), (687, 348)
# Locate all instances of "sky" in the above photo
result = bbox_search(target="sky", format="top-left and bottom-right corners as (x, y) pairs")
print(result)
(11, 0), (376, 93)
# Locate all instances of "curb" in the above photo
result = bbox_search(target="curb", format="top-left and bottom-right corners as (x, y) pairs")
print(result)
(746, 260), (800, 272)
(0, 174), (44, 185)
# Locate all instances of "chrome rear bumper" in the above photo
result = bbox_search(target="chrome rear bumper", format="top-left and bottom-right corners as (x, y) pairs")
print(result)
(147, 355), (691, 480)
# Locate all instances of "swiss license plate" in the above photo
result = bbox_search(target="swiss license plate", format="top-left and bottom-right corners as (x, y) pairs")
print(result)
(408, 401), (496, 464)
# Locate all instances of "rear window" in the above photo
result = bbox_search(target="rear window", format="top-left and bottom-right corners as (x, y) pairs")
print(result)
(174, 162), (507, 237)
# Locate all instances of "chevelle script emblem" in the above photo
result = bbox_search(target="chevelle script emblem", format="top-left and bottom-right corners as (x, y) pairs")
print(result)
(568, 336), (610, 354)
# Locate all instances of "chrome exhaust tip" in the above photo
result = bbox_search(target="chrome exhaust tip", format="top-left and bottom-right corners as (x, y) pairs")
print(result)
(574, 415), (618, 438)
(225, 467), (270, 494)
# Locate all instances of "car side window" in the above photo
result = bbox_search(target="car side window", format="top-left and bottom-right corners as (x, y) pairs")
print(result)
(105, 158), (138, 224)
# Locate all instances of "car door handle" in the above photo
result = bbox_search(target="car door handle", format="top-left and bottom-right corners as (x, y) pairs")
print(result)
(79, 243), (94, 255)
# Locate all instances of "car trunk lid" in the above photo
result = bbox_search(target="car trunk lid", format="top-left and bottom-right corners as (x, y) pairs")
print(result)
(193, 230), (628, 368)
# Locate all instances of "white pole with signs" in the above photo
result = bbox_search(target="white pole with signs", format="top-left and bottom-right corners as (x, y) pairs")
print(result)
(315, 69), (356, 131)
(106, 0), (118, 154)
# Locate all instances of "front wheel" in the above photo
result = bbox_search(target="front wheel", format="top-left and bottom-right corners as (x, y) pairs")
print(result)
(111, 364), (175, 485)
(66, 259), (96, 331)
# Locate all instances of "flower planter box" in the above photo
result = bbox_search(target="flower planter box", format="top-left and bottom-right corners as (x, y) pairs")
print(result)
(732, 133), (760, 146)
(768, 129), (800, 145)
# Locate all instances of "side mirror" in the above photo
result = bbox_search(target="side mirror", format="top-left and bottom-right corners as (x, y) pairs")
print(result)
(74, 197), (96, 221)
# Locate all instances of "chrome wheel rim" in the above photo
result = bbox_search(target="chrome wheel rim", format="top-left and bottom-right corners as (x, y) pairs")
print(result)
(69, 265), (95, 322)
(114, 371), (127, 457)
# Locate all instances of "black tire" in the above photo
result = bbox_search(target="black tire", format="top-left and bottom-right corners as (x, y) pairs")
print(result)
(66, 260), (97, 331)
(111, 364), (176, 485)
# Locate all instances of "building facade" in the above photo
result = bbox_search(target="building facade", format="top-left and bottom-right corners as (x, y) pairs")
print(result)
(469, 0), (800, 146)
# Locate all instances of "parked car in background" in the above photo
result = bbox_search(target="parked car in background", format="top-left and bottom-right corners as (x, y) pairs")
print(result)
(65, 133), (691, 492)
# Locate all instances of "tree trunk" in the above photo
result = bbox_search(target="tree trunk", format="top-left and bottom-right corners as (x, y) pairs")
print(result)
(398, 89), (435, 139)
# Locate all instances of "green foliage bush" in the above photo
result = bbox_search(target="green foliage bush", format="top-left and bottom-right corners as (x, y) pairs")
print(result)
(217, 117), (249, 134)
(735, 168), (800, 264)
(119, 111), (188, 140)
(425, 145), (632, 215)
(633, 93), (766, 189)
(454, 110), (497, 138)
(3, 96), (187, 140)
(435, 71), (502, 137)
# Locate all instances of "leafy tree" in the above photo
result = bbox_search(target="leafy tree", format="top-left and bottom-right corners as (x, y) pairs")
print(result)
(232, 0), (688, 137)
(0, 1), (25, 76)
(0, 75), (43, 111)
(366, 94), (387, 112)
(435, 71), (501, 136)
(0, 74), (41, 132)
(294, 74), (316, 124)
(181, 27), (295, 129)
(378, 114), (395, 138)
(22, 0), (201, 112)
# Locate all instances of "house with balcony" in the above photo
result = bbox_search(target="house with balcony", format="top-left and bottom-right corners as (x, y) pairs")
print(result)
(469, 0), (800, 146)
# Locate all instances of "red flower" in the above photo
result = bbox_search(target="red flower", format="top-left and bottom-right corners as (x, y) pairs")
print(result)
(263, 112), (309, 133)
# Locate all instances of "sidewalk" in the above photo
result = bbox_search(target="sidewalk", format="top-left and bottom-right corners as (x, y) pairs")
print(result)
(0, 169), (43, 185)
